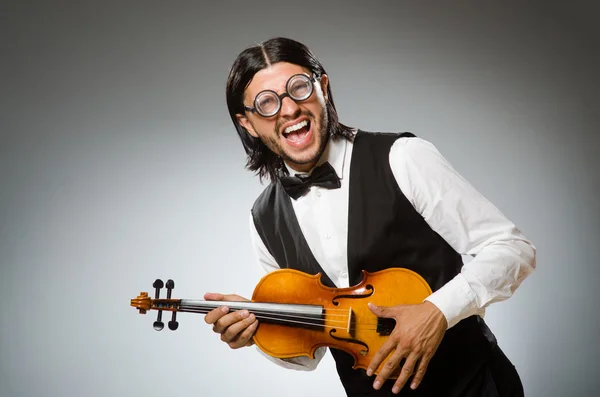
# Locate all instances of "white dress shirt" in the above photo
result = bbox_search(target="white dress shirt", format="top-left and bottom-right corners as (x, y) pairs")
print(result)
(248, 131), (536, 371)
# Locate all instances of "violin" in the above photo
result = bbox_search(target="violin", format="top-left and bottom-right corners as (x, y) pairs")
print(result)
(130, 267), (432, 378)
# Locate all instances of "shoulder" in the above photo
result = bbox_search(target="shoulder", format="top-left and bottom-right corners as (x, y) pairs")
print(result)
(388, 135), (447, 169)
(355, 129), (416, 143)
(351, 130), (419, 159)
(387, 135), (463, 210)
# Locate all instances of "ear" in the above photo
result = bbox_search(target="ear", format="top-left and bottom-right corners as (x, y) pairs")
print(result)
(236, 113), (259, 138)
(319, 74), (329, 99)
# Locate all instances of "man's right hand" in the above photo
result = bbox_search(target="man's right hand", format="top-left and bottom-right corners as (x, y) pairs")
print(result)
(203, 292), (259, 349)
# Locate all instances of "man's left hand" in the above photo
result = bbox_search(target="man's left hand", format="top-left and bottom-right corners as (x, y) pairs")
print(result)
(366, 301), (447, 394)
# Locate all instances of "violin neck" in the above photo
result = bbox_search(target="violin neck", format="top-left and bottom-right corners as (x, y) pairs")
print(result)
(179, 300), (320, 316)
(178, 300), (325, 328)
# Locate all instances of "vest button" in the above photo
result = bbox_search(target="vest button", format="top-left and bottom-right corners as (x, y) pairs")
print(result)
(340, 272), (348, 278)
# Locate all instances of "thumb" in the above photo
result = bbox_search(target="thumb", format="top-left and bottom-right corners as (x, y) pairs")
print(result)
(368, 302), (390, 317)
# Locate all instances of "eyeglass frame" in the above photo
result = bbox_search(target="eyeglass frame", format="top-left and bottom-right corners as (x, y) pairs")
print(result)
(243, 72), (322, 117)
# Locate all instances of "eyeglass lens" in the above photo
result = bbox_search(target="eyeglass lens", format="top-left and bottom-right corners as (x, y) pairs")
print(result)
(254, 74), (314, 116)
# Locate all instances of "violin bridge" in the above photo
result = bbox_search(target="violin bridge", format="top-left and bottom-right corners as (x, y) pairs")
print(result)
(348, 308), (355, 338)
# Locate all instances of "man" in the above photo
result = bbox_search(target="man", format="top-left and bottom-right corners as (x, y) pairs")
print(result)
(204, 37), (536, 396)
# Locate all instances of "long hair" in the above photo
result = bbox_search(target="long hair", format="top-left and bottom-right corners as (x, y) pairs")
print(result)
(225, 37), (354, 182)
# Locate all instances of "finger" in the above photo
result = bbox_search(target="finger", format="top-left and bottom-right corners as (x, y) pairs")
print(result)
(391, 352), (419, 394)
(367, 302), (391, 318)
(371, 348), (406, 391)
(204, 292), (249, 302)
(204, 305), (230, 325)
(228, 318), (259, 349)
(213, 309), (251, 334)
(367, 337), (396, 377)
(204, 292), (224, 301)
(221, 313), (256, 343)
(410, 352), (433, 390)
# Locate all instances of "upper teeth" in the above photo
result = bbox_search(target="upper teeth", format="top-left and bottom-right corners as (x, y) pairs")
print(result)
(284, 120), (308, 134)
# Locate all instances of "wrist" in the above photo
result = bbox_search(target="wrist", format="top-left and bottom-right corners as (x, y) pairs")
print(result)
(423, 300), (448, 330)
(424, 274), (478, 329)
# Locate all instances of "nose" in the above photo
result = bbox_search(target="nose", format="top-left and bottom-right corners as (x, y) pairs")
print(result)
(279, 95), (301, 119)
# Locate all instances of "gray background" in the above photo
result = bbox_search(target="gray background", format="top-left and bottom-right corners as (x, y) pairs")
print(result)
(1, 1), (599, 396)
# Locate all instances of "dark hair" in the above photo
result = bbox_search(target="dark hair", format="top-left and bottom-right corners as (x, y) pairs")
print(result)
(226, 37), (354, 182)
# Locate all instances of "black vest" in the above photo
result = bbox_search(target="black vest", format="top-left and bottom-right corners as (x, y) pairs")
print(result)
(251, 131), (496, 397)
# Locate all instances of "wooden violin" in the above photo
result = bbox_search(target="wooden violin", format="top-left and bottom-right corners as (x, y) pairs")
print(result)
(130, 267), (432, 378)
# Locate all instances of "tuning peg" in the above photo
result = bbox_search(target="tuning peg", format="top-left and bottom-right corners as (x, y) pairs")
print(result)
(153, 279), (164, 299)
(165, 279), (178, 330)
(166, 279), (174, 298)
(153, 319), (164, 331)
(169, 316), (179, 330)
(153, 306), (164, 331)
(152, 279), (164, 331)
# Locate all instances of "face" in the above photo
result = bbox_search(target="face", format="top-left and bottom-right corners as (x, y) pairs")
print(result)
(236, 62), (330, 173)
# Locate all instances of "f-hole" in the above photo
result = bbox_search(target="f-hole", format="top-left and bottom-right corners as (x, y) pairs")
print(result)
(332, 284), (374, 306)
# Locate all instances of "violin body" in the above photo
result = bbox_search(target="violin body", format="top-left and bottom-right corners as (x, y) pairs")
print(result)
(131, 267), (432, 378)
(250, 268), (432, 375)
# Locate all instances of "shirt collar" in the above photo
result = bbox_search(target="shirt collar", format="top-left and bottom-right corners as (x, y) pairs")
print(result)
(283, 135), (349, 180)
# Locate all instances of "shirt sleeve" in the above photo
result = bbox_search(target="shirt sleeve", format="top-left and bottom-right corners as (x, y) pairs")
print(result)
(388, 137), (537, 329)
(248, 213), (327, 371)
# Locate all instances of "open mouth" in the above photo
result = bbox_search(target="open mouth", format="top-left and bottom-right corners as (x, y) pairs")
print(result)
(282, 119), (311, 143)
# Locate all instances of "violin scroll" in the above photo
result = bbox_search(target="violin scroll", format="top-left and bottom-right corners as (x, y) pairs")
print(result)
(131, 292), (151, 313)
(130, 278), (180, 331)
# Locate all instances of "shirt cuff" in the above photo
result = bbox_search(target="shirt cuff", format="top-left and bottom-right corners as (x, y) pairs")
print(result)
(254, 346), (325, 371)
(424, 274), (479, 329)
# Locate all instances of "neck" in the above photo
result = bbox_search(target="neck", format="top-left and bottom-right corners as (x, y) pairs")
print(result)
(285, 159), (319, 174)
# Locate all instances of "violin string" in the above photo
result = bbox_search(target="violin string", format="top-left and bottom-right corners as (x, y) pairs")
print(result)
(180, 306), (381, 331)
(255, 311), (379, 327)
(176, 303), (381, 319)
(178, 305), (381, 327)
(178, 305), (343, 324)
(157, 300), (411, 315)
(178, 305), (383, 329)
(182, 301), (367, 313)
(249, 314), (381, 332)
(157, 304), (382, 328)
(182, 306), (351, 316)
(179, 306), (330, 328)
(182, 305), (362, 321)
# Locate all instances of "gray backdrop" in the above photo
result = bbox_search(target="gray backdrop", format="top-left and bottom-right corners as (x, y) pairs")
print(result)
(1, 1), (599, 396)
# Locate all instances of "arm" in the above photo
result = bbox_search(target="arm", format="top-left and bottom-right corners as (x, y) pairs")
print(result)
(388, 137), (537, 329)
(248, 213), (327, 371)
(367, 136), (537, 393)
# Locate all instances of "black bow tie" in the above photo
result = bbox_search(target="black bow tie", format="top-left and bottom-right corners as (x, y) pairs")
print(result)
(280, 162), (341, 200)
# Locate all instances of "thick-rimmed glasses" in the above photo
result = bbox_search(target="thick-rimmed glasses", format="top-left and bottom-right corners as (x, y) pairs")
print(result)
(244, 73), (320, 117)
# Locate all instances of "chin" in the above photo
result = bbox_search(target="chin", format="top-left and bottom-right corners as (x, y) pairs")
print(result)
(285, 143), (325, 168)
